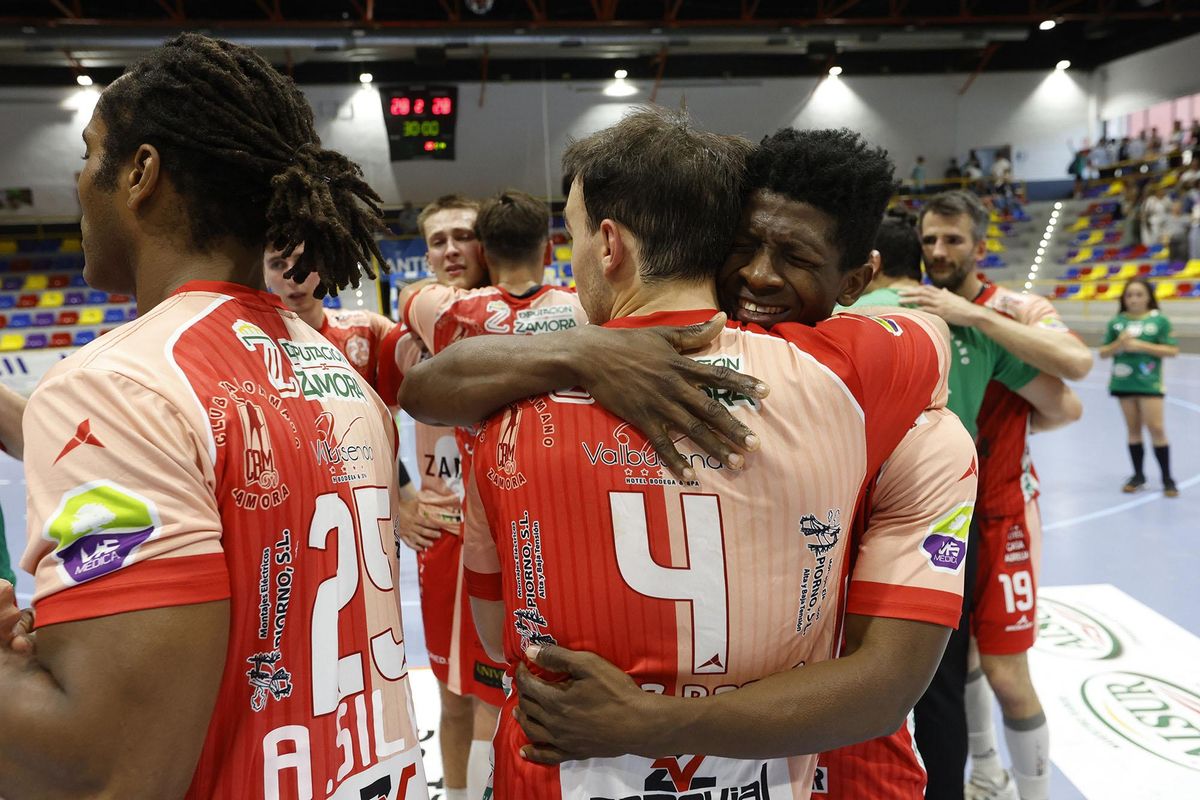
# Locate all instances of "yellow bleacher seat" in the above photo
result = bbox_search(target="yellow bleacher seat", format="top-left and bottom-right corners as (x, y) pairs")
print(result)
(0, 333), (23, 351)
(1181, 260), (1200, 278)
(987, 225), (1003, 238)
(38, 291), (65, 308)
(60, 239), (82, 252)
(1069, 217), (1088, 232)
(1113, 263), (1138, 281)
(1155, 282), (1178, 301)
(79, 308), (103, 326)
(1099, 284), (1125, 300)
(23, 274), (48, 291)
(1105, 181), (1123, 196)
(1074, 283), (1097, 300)
(986, 239), (1006, 253)
(553, 246), (572, 262)
(988, 211), (1002, 222)
(1084, 230), (1104, 246)
(1069, 247), (1094, 264)
(1158, 174), (1177, 189)
(0, 241), (15, 255)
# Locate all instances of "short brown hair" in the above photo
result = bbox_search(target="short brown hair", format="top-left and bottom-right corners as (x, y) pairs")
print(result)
(562, 106), (752, 283)
(476, 190), (549, 263)
(918, 190), (989, 244)
(417, 193), (480, 240)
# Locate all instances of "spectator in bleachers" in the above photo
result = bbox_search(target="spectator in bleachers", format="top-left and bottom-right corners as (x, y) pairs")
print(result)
(965, 153), (984, 191)
(1149, 127), (1164, 156)
(1091, 138), (1113, 176)
(1117, 136), (1131, 162)
(1190, 119), (1200, 148)
(1099, 279), (1180, 497)
(1128, 131), (1148, 162)
(910, 155), (927, 192)
(396, 200), (420, 235)
(1121, 185), (1143, 245)
(1163, 199), (1191, 262)
(1141, 185), (1170, 244)
(1169, 120), (1186, 152)
(945, 157), (963, 180)
(1068, 145), (1089, 197)
(990, 148), (1012, 186)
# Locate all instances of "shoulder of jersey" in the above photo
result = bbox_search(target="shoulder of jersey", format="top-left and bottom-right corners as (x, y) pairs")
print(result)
(325, 309), (384, 327)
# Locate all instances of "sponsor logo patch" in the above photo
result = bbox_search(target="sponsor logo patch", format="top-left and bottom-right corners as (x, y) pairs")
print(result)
(796, 510), (842, 636)
(513, 304), (579, 335)
(43, 481), (160, 584)
(921, 502), (973, 573)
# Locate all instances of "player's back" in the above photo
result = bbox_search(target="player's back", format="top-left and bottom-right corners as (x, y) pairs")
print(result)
(22, 282), (426, 800)
(403, 283), (584, 356)
(465, 308), (958, 800)
(319, 307), (396, 390)
(973, 283), (1063, 514)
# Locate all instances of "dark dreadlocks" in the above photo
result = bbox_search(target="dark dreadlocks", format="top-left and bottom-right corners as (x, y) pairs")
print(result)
(94, 33), (385, 297)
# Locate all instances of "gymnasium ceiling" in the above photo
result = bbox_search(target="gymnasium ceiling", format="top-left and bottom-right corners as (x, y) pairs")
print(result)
(1, 0), (1199, 86)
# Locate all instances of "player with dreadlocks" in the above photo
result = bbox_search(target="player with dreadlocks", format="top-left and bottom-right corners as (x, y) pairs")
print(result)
(0, 34), (428, 799)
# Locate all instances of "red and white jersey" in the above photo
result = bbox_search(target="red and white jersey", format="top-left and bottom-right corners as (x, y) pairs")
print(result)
(22, 281), (426, 800)
(319, 308), (396, 393)
(463, 308), (967, 800)
(402, 282), (588, 492)
(402, 283), (586, 357)
(972, 283), (1073, 517)
(377, 323), (464, 527)
(817, 406), (979, 800)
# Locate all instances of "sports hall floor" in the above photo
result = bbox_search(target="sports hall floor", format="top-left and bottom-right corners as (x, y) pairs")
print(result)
(3, 353), (1198, 800)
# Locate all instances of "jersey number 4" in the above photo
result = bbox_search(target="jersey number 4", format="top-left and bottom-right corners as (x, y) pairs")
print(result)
(609, 491), (729, 675)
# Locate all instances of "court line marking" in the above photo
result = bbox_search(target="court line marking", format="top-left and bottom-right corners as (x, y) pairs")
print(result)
(1044, 380), (1198, 532)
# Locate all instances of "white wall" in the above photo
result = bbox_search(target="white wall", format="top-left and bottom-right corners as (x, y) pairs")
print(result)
(0, 69), (1095, 219)
(1097, 32), (1200, 122)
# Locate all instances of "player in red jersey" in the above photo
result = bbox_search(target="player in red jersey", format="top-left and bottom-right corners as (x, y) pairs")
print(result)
(456, 111), (972, 800)
(902, 191), (1092, 800)
(263, 242), (396, 390)
(401, 190), (586, 800)
(0, 34), (426, 799)
(387, 194), (496, 800)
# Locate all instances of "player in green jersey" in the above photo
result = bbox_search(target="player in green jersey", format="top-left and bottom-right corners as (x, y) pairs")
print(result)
(1099, 278), (1180, 496)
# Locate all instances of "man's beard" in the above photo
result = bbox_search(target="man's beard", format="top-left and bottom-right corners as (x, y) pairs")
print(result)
(927, 260), (971, 292)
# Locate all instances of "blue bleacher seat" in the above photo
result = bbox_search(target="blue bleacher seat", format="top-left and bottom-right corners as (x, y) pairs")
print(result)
(69, 274), (88, 287)
(1, 277), (21, 291)
(33, 312), (55, 326)
(0, 296), (12, 310)
(24, 333), (47, 349)
(9, 313), (31, 328)
(73, 330), (96, 346)
(65, 291), (84, 305)
(1064, 267), (1081, 279)
(322, 296), (342, 309)
(103, 308), (125, 324)
(86, 290), (108, 304)
(1066, 285), (1081, 297)
(1149, 264), (1174, 277)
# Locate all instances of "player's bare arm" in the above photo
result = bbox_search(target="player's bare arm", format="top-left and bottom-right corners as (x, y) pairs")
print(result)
(0, 601), (228, 799)
(469, 597), (506, 664)
(1015, 372), (1084, 432)
(513, 614), (950, 765)
(900, 285), (1093, 380)
(0, 382), (27, 460)
(399, 313), (768, 479)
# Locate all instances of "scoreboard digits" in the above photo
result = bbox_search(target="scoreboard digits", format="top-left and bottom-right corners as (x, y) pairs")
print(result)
(380, 86), (457, 161)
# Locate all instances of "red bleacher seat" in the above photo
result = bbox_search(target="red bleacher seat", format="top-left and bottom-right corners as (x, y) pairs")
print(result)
(107, 294), (132, 303)
(0, 315), (6, 329)
(1138, 264), (1153, 275)
(1179, 282), (1193, 295)
(50, 332), (71, 347)
(1096, 282), (1109, 294)
(16, 294), (36, 308)
(56, 310), (78, 326)
(48, 274), (69, 289)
